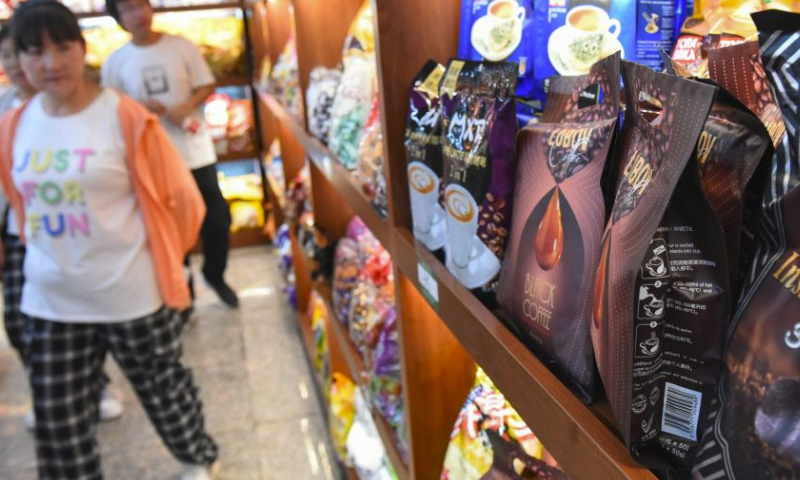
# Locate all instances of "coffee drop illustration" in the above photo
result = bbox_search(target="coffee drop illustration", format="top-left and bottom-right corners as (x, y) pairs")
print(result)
(535, 188), (564, 270)
(593, 233), (611, 330)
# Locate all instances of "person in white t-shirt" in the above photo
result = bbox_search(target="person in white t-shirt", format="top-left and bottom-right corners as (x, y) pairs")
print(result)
(0, 2), (219, 479)
(0, 23), (125, 431)
(102, 0), (239, 309)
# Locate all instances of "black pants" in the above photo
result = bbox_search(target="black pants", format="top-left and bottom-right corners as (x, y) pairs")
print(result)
(191, 164), (231, 286)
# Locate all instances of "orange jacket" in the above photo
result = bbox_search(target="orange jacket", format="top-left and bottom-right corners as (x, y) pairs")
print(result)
(0, 93), (205, 311)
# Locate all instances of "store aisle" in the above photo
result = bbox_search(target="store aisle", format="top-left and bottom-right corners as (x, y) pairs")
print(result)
(0, 246), (342, 480)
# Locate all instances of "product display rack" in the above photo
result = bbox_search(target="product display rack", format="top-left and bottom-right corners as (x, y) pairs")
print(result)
(248, 1), (662, 480)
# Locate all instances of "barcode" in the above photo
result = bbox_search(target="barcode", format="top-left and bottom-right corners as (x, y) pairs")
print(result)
(661, 382), (702, 441)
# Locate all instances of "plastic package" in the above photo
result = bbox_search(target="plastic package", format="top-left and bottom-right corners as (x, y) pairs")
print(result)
(346, 389), (399, 480)
(329, 373), (357, 464)
(306, 67), (342, 144)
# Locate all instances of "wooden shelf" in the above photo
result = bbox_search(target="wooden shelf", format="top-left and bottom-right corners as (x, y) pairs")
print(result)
(310, 278), (410, 480)
(218, 150), (259, 163)
(216, 76), (251, 88)
(391, 227), (657, 480)
(256, 90), (392, 249)
(74, 1), (244, 20)
(229, 227), (268, 249)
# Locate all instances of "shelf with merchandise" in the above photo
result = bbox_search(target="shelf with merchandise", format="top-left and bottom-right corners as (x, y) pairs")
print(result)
(244, 0), (667, 479)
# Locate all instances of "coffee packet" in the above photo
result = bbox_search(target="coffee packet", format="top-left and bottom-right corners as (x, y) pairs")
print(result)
(497, 53), (621, 403)
(440, 59), (518, 302)
(591, 61), (723, 470)
(691, 10), (800, 480)
(406, 61), (447, 252)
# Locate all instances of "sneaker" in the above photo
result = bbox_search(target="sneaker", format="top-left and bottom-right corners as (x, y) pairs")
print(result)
(24, 387), (123, 431)
(23, 410), (35, 431)
(179, 460), (221, 480)
(209, 281), (239, 309)
(99, 388), (124, 422)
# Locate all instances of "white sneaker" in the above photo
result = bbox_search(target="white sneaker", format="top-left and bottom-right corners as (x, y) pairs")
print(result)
(179, 460), (221, 480)
(23, 410), (35, 431)
(24, 388), (123, 431)
(99, 388), (124, 422)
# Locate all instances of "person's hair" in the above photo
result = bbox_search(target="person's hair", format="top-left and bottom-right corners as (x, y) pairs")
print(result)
(11, 0), (85, 54)
(105, 0), (151, 24)
(0, 24), (11, 45)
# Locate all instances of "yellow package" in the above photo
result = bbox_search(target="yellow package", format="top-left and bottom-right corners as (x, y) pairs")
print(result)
(329, 373), (357, 464)
(343, 1), (375, 57)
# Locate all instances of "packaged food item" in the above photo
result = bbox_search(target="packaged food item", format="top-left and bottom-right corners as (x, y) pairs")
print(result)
(306, 67), (342, 145)
(590, 61), (721, 470)
(309, 291), (331, 391)
(406, 61), (447, 252)
(348, 248), (395, 359)
(533, 0), (678, 112)
(228, 99), (254, 154)
(671, 16), (712, 77)
(347, 389), (399, 480)
(329, 2), (377, 169)
(204, 93), (231, 155)
(440, 369), (567, 480)
(370, 311), (404, 436)
(497, 53), (620, 403)
(333, 237), (365, 326)
(692, 11), (800, 480)
(358, 93), (389, 219)
(330, 373), (357, 464)
(457, 0), (536, 116)
(270, 36), (303, 120)
(440, 60), (518, 302)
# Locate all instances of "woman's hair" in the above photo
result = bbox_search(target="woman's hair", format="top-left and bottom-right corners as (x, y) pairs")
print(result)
(11, 0), (85, 54)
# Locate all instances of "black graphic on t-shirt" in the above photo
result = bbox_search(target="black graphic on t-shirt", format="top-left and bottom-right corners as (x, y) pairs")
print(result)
(143, 66), (169, 95)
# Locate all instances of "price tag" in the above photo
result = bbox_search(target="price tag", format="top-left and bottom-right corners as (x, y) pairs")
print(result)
(417, 260), (439, 310)
(321, 155), (333, 176)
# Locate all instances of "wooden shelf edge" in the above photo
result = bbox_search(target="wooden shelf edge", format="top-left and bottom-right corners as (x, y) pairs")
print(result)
(217, 150), (259, 163)
(310, 279), (411, 480)
(391, 227), (658, 480)
(75, 1), (244, 20)
(216, 76), (251, 87)
(256, 89), (392, 248)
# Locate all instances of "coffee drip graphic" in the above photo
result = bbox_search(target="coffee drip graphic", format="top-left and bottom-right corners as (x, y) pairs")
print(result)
(535, 188), (564, 270)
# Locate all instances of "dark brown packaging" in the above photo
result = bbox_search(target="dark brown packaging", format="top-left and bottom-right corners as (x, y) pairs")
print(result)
(497, 53), (621, 403)
(440, 59), (518, 304)
(591, 60), (723, 470)
(692, 10), (800, 480)
(406, 60), (447, 253)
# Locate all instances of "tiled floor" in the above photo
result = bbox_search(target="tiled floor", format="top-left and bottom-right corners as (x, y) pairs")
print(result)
(0, 246), (342, 480)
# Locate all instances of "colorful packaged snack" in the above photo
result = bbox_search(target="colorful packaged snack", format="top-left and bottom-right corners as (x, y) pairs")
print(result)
(270, 36), (303, 120)
(347, 389), (399, 480)
(370, 311), (404, 436)
(309, 291), (331, 391)
(358, 93), (389, 219)
(348, 248), (395, 359)
(333, 237), (365, 326)
(306, 67), (342, 145)
(497, 53), (621, 403)
(440, 369), (567, 480)
(591, 61), (722, 470)
(440, 60), (518, 303)
(692, 11), (800, 480)
(406, 61), (447, 252)
(329, 373), (357, 464)
(533, 0), (678, 112)
(457, 0), (536, 116)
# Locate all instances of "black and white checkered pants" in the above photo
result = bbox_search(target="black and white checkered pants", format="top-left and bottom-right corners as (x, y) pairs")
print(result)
(2, 234), (26, 363)
(25, 307), (219, 480)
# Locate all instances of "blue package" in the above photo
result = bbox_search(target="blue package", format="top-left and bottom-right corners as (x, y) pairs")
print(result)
(457, 0), (537, 108)
(533, 0), (679, 112)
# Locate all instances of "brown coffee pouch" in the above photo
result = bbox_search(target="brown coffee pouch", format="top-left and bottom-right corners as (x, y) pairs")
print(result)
(591, 61), (723, 470)
(406, 61), (447, 253)
(692, 10), (800, 480)
(497, 53), (621, 404)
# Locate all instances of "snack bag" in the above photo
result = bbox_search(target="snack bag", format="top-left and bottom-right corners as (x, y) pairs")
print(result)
(406, 61), (448, 252)
(440, 60), (518, 303)
(671, 16), (712, 76)
(370, 311), (404, 436)
(349, 248), (395, 359)
(358, 93), (388, 219)
(306, 67), (342, 144)
(591, 61), (722, 470)
(457, 0), (536, 117)
(309, 291), (331, 389)
(329, 373), (357, 464)
(328, 54), (377, 170)
(497, 53), (620, 403)
(440, 369), (567, 480)
(347, 389), (399, 480)
(692, 11), (800, 480)
(228, 99), (254, 154)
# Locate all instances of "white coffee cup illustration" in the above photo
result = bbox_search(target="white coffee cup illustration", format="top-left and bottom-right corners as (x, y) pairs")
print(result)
(484, 0), (525, 53)
(408, 162), (441, 234)
(564, 5), (620, 66)
(645, 256), (666, 277)
(445, 184), (481, 269)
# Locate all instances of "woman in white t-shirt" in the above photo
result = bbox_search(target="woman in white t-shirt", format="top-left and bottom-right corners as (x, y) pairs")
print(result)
(0, 23), (125, 432)
(0, 2), (219, 479)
